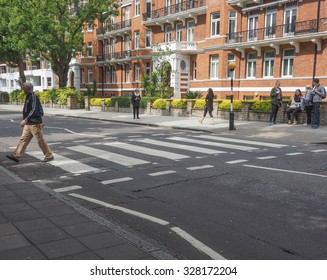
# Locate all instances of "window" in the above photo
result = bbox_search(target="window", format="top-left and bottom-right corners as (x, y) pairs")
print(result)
(165, 26), (172, 43)
(110, 39), (115, 54)
(247, 53), (257, 78)
(146, 0), (151, 19)
(134, 30), (140, 49)
(87, 24), (93, 32)
(125, 6), (130, 20)
(192, 61), (196, 80)
(10, 80), (14, 88)
(81, 69), (85, 84)
(145, 29), (152, 48)
(88, 69), (93, 83)
(284, 6), (297, 35)
(265, 9), (276, 38)
(210, 55), (219, 79)
(125, 36), (130, 51)
(176, 24), (182, 42)
(134, 63), (140, 82)
(176, 0), (182, 13)
(248, 14), (258, 41)
(46, 61), (51, 69)
(125, 65), (130, 82)
(166, 0), (172, 15)
(146, 62), (151, 75)
(105, 67), (110, 83)
(187, 20), (195, 41)
(87, 42), (92, 56)
(47, 77), (52, 87)
(135, 0), (140, 16)
(264, 51), (275, 77)
(228, 10), (237, 41)
(282, 49), (294, 77)
(111, 66), (116, 83)
(227, 54), (235, 78)
(211, 12), (220, 36)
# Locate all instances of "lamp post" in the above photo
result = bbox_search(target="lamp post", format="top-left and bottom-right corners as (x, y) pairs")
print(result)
(228, 62), (236, 130)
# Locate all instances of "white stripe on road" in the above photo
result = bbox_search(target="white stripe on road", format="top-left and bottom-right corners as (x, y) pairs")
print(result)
(107, 142), (189, 160)
(285, 152), (304, 156)
(194, 135), (288, 148)
(311, 149), (327, 153)
(244, 164), (327, 178)
(69, 193), (170, 226)
(149, 170), (176, 176)
(171, 227), (226, 260)
(226, 159), (248, 164)
(53, 185), (82, 193)
(135, 138), (227, 155)
(27, 151), (100, 174)
(67, 145), (149, 166)
(101, 177), (133, 185)
(256, 156), (277, 160)
(187, 165), (214, 170)
(168, 136), (259, 151)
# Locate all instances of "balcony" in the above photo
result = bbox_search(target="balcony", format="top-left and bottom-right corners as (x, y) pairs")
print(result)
(153, 41), (197, 54)
(224, 17), (327, 55)
(143, 0), (207, 29)
(96, 19), (132, 39)
(96, 51), (133, 64)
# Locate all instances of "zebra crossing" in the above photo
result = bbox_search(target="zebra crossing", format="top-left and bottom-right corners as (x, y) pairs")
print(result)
(26, 134), (291, 176)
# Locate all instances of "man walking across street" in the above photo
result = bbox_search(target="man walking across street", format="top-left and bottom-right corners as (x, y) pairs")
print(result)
(6, 82), (54, 163)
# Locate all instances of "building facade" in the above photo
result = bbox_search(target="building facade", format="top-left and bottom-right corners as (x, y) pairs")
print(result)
(72, 0), (327, 100)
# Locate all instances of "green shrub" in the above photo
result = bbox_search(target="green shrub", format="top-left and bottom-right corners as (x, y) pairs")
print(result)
(104, 98), (111, 106)
(57, 87), (80, 105)
(90, 98), (103, 106)
(218, 100), (242, 111)
(10, 89), (24, 103)
(170, 99), (187, 109)
(193, 99), (205, 109)
(185, 90), (203, 99)
(251, 100), (272, 112)
(110, 96), (130, 107)
(152, 98), (166, 109)
(140, 97), (157, 108)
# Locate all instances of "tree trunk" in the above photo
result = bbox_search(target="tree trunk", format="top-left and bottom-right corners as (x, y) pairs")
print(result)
(52, 55), (71, 88)
(18, 54), (26, 87)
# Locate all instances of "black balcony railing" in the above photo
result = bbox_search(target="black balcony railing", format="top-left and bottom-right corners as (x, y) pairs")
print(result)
(226, 17), (327, 44)
(143, 0), (205, 21)
(96, 19), (131, 35)
(96, 51), (132, 62)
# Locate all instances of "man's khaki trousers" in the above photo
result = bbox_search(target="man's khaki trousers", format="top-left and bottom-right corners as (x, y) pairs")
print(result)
(14, 124), (53, 160)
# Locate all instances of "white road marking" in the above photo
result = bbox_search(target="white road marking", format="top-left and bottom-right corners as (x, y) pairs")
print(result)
(171, 227), (226, 260)
(149, 170), (176, 176)
(194, 135), (288, 148)
(244, 164), (327, 178)
(107, 141), (189, 160)
(226, 159), (248, 164)
(135, 138), (226, 155)
(285, 152), (304, 156)
(168, 136), (259, 151)
(311, 149), (327, 153)
(101, 177), (133, 185)
(187, 165), (214, 170)
(53, 185), (82, 193)
(67, 145), (149, 166)
(256, 156), (277, 160)
(69, 193), (170, 226)
(27, 151), (100, 174)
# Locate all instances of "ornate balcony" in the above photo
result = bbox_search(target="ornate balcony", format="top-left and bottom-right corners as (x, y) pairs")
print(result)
(96, 19), (132, 39)
(223, 17), (327, 56)
(96, 51), (132, 63)
(143, 0), (207, 30)
(153, 41), (197, 54)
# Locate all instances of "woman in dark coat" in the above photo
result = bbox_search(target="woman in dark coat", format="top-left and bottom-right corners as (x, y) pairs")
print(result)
(199, 88), (214, 124)
(131, 89), (141, 119)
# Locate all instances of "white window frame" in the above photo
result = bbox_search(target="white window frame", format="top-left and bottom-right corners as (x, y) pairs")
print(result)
(47, 77), (52, 87)
(187, 20), (195, 42)
(125, 6), (130, 20)
(192, 61), (196, 80)
(87, 24), (93, 32)
(210, 55), (219, 80)
(134, 30), (140, 49)
(247, 53), (257, 78)
(265, 9), (277, 38)
(264, 51), (275, 77)
(125, 36), (130, 51)
(111, 66), (116, 83)
(81, 69), (85, 84)
(176, 23), (183, 42)
(105, 67), (110, 83)
(165, 26), (172, 43)
(248, 14), (258, 41)
(145, 29), (152, 48)
(125, 65), (130, 83)
(134, 63), (140, 82)
(282, 49), (294, 77)
(284, 6), (297, 36)
(88, 69), (93, 83)
(211, 12), (220, 37)
(87, 42), (92, 57)
(135, 0), (140, 17)
(146, 62), (151, 75)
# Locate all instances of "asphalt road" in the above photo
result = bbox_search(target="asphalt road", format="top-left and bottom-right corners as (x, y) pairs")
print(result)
(1, 111), (327, 260)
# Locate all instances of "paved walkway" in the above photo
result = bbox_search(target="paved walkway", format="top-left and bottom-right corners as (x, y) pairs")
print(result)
(0, 104), (327, 259)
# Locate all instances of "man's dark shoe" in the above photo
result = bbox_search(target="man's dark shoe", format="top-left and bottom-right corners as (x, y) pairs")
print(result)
(41, 156), (54, 163)
(6, 154), (19, 163)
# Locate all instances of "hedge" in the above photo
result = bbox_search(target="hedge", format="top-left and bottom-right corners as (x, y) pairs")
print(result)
(170, 99), (187, 109)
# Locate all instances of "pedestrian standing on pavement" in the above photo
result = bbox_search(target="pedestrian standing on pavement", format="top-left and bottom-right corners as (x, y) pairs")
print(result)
(269, 80), (283, 125)
(287, 89), (303, 125)
(199, 88), (214, 125)
(311, 78), (326, 129)
(6, 82), (54, 163)
(131, 89), (141, 119)
(303, 84), (314, 126)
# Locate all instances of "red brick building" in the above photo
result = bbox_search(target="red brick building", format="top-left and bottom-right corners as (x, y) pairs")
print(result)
(71, 0), (327, 99)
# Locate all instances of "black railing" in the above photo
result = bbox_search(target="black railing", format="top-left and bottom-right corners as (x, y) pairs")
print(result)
(96, 51), (132, 62)
(226, 17), (327, 44)
(143, 0), (205, 21)
(96, 19), (131, 35)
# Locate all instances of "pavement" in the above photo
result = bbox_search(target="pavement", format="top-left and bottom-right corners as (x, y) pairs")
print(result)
(0, 104), (327, 260)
